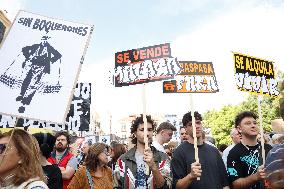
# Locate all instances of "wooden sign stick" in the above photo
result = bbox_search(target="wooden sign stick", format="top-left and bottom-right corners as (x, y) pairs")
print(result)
(142, 83), (150, 175)
(257, 95), (266, 165)
(190, 94), (200, 180)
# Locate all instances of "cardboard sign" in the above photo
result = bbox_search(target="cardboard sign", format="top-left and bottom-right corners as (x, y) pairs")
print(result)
(114, 43), (181, 87)
(0, 10), (93, 123)
(0, 83), (91, 131)
(233, 52), (279, 96)
(163, 61), (219, 93)
(99, 135), (110, 145)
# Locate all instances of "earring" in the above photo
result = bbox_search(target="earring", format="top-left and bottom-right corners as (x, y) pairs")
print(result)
(18, 160), (22, 164)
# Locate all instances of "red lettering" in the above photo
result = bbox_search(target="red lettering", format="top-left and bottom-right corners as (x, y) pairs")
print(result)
(146, 48), (154, 59)
(140, 49), (146, 60)
(161, 45), (170, 56)
(124, 52), (129, 63)
(133, 51), (139, 61)
(116, 53), (123, 64)
(155, 47), (162, 57)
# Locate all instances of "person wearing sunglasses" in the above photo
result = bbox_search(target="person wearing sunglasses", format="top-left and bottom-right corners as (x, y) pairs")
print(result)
(0, 129), (48, 188)
(68, 143), (113, 189)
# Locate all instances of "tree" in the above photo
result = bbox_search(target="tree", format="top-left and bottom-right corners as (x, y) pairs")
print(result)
(204, 95), (280, 145)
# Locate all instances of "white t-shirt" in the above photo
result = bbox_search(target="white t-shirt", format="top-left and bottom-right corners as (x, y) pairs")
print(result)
(152, 141), (166, 153)
(222, 144), (235, 169)
(135, 150), (147, 189)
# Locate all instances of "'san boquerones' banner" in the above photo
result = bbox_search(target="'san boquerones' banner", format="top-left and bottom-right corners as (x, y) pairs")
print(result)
(233, 52), (279, 96)
(114, 43), (181, 87)
(0, 83), (91, 131)
(0, 10), (93, 123)
(163, 61), (219, 93)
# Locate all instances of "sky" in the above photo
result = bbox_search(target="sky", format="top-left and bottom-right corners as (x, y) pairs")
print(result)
(1, 0), (284, 132)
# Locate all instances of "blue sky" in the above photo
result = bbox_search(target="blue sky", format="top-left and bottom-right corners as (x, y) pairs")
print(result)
(2, 0), (284, 131)
(17, 0), (258, 65)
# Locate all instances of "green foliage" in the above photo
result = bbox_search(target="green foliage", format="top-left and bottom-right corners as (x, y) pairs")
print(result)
(203, 95), (281, 145)
(204, 70), (284, 146)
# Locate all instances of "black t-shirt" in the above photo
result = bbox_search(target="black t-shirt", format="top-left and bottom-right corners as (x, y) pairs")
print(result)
(43, 164), (63, 189)
(171, 142), (229, 189)
(227, 142), (272, 189)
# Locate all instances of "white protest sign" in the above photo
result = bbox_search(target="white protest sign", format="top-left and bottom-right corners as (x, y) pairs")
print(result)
(0, 10), (93, 124)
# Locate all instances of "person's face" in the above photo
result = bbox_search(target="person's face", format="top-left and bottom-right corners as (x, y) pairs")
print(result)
(135, 123), (154, 145)
(0, 137), (21, 177)
(161, 129), (173, 143)
(82, 143), (90, 155)
(186, 119), (203, 138)
(98, 148), (109, 165)
(110, 147), (115, 158)
(180, 128), (189, 142)
(231, 130), (241, 144)
(55, 135), (68, 152)
(237, 117), (259, 138)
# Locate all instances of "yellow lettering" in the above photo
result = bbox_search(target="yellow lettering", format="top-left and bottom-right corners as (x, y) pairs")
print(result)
(194, 63), (198, 73)
(199, 64), (203, 73)
(246, 58), (251, 71)
(203, 64), (207, 74)
(254, 60), (259, 75)
(268, 63), (274, 76)
(207, 64), (213, 74)
(236, 55), (244, 69)
(190, 63), (194, 72)
(185, 63), (190, 73)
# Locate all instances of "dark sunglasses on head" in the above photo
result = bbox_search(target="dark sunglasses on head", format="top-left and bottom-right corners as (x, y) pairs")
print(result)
(0, 144), (7, 154)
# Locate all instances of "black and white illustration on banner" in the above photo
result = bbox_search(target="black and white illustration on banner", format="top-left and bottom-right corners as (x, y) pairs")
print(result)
(1, 35), (62, 113)
(0, 83), (91, 131)
(0, 10), (93, 123)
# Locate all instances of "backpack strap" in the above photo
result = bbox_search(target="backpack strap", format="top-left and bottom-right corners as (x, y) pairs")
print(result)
(86, 168), (94, 189)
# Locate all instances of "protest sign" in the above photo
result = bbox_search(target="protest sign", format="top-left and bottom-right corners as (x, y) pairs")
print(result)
(99, 135), (110, 145)
(114, 43), (181, 87)
(0, 10), (93, 123)
(0, 83), (91, 131)
(233, 52), (279, 96)
(233, 52), (280, 164)
(163, 61), (219, 93)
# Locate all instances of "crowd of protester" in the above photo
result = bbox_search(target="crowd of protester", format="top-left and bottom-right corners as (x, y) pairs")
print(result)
(0, 110), (283, 189)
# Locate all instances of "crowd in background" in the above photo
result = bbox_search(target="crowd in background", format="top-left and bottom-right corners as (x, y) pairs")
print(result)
(0, 110), (283, 189)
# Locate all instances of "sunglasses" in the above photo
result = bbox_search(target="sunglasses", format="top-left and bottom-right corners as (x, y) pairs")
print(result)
(0, 144), (8, 154)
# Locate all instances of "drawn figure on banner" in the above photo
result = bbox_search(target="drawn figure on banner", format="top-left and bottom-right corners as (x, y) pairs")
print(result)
(102, 137), (107, 143)
(0, 35), (62, 113)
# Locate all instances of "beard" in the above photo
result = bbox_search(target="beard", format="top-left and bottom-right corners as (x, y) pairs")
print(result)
(55, 143), (67, 152)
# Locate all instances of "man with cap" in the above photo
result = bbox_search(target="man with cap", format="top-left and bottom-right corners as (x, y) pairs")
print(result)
(152, 121), (177, 153)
